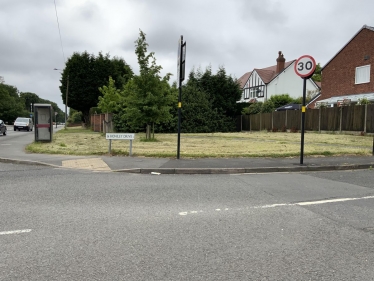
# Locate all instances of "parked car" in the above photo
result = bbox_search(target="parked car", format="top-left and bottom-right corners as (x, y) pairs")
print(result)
(0, 119), (7, 135)
(14, 117), (33, 131)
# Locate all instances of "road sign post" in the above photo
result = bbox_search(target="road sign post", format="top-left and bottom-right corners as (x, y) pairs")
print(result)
(294, 55), (316, 165)
(177, 35), (186, 159)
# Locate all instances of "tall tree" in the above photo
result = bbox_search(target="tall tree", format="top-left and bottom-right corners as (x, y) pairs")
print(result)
(117, 30), (175, 138)
(98, 77), (122, 113)
(181, 66), (242, 132)
(0, 84), (28, 123)
(59, 51), (133, 125)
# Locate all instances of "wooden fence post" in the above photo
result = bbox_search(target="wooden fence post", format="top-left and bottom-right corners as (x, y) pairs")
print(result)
(285, 110), (288, 128)
(364, 104), (367, 133)
(319, 108), (321, 132)
(339, 107), (342, 132)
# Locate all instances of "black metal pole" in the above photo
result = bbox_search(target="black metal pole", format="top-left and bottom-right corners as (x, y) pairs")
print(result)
(177, 36), (183, 159)
(300, 78), (307, 165)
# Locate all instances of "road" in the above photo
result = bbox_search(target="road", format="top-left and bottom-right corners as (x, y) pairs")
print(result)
(1, 161), (374, 280)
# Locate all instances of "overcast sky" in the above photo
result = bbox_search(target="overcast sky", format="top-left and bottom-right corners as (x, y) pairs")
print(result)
(1, 0), (373, 110)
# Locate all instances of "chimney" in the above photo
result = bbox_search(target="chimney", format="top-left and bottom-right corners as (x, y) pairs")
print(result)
(276, 51), (285, 73)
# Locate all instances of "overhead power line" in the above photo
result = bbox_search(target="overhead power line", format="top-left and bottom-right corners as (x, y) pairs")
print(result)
(54, 0), (66, 64)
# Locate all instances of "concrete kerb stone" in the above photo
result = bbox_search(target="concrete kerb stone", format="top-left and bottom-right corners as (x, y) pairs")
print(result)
(113, 164), (374, 175)
(2, 156), (374, 174)
(0, 157), (60, 168)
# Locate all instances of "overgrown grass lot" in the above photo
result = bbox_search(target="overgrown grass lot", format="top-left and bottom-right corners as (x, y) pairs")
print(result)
(26, 127), (373, 158)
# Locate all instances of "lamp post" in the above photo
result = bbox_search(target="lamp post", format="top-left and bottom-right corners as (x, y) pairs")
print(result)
(54, 68), (69, 129)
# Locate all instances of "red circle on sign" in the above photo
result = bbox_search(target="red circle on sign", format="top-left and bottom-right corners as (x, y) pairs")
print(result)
(294, 55), (316, 78)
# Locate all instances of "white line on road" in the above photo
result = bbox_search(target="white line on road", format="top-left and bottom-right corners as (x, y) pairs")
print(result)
(179, 195), (374, 216)
(0, 229), (32, 235)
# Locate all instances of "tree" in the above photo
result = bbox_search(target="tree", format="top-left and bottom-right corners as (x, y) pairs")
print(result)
(98, 77), (122, 113)
(0, 84), (28, 123)
(269, 94), (294, 109)
(312, 63), (322, 82)
(182, 66), (242, 132)
(60, 51), (133, 125)
(117, 30), (175, 139)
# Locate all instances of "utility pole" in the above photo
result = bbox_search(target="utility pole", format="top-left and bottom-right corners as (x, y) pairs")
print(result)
(65, 75), (69, 129)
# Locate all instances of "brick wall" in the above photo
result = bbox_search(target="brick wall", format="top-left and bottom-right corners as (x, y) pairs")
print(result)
(319, 28), (374, 105)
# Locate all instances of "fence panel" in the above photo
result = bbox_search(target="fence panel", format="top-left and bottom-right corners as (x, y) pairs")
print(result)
(251, 114), (261, 131)
(367, 104), (374, 133)
(352, 105), (365, 131)
(320, 107), (339, 131)
(272, 111), (286, 130)
(261, 113), (272, 130)
(242, 115), (250, 131)
(287, 111), (301, 130)
(305, 109), (319, 131)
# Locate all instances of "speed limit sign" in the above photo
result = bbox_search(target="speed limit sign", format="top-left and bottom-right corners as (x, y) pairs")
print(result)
(294, 55), (316, 78)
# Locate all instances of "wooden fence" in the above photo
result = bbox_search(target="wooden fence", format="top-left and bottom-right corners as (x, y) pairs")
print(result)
(90, 113), (114, 133)
(237, 104), (374, 133)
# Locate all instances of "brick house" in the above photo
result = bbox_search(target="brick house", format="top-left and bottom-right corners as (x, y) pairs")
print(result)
(238, 52), (320, 104)
(315, 25), (374, 107)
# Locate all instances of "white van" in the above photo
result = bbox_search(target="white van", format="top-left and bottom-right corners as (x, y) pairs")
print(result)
(14, 117), (33, 131)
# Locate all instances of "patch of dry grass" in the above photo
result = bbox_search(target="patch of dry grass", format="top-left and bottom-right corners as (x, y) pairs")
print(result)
(26, 127), (373, 158)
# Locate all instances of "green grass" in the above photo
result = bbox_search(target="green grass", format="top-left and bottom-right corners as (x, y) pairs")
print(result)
(25, 126), (374, 158)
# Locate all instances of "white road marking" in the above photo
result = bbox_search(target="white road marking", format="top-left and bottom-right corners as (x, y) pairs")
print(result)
(178, 195), (374, 216)
(296, 195), (374, 206)
(0, 229), (32, 235)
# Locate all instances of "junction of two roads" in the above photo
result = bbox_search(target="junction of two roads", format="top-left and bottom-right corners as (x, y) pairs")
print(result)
(1, 129), (374, 280)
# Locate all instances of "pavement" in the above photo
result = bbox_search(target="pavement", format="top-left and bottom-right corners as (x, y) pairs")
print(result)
(1, 141), (374, 174)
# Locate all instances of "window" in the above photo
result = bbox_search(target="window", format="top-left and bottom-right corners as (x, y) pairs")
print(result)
(244, 88), (249, 99)
(250, 88), (255, 98)
(355, 65), (370, 84)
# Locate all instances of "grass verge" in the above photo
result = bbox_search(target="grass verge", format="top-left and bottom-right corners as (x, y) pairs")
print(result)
(25, 127), (373, 158)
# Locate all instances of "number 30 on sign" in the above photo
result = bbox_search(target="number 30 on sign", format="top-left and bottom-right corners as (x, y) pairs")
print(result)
(294, 55), (316, 78)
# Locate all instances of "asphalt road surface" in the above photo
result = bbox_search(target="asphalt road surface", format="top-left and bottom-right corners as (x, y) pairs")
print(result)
(1, 162), (374, 280)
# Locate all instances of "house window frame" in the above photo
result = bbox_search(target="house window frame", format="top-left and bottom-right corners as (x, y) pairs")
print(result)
(244, 88), (249, 99)
(355, 65), (371, 84)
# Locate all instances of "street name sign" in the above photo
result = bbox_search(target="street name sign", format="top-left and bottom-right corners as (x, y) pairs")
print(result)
(106, 133), (134, 140)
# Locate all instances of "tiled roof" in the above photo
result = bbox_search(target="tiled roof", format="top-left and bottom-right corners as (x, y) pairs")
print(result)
(237, 71), (251, 88)
(322, 25), (374, 69)
(254, 61), (294, 84)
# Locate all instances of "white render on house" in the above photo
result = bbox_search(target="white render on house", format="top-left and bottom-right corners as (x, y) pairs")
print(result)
(265, 61), (319, 101)
(237, 52), (320, 104)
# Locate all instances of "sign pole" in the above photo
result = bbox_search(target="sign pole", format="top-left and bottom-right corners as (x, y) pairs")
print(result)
(177, 36), (183, 159)
(294, 55), (316, 165)
(300, 78), (307, 164)
(177, 35), (186, 159)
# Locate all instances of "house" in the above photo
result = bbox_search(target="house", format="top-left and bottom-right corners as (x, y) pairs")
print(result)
(315, 25), (374, 107)
(237, 51), (320, 104)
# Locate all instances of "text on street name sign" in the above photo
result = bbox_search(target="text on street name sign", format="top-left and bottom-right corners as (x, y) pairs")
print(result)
(106, 133), (134, 140)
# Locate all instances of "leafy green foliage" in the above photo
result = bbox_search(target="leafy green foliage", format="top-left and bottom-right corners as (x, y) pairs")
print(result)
(98, 77), (122, 113)
(269, 94), (294, 109)
(312, 63), (322, 82)
(60, 51), (133, 125)
(177, 66), (242, 132)
(0, 84), (62, 124)
(114, 30), (176, 138)
(0, 84), (28, 123)
(67, 108), (83, 124)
